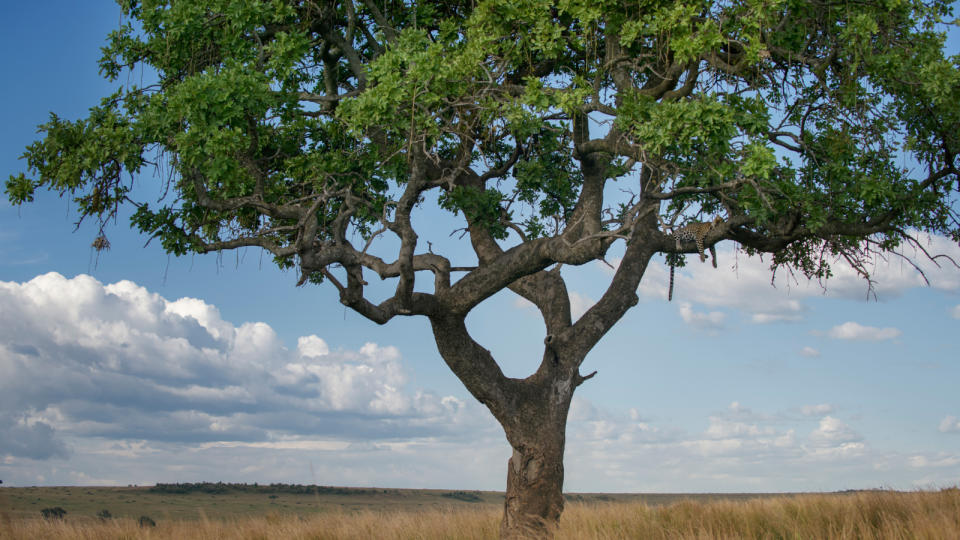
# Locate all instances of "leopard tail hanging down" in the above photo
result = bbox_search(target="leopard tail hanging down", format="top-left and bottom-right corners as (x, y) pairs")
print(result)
(668, 265), (675, 302)
(667, 244), (715, 301)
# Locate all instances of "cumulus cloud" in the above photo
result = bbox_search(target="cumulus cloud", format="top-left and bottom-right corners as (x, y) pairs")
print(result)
(560, 397), (885, 492)
(676, 302), (726, 330)
(2, 272), (953, 492)
(619, 232), (960, 323)
(939, 416), (960, 433)
(631, 251), (811, 321)
(0, 273), (493, 462)
(799, 346), (821, 358)
(952, 305), (960, 319)
(705, 416), (775, 439)
(296, 335), (330, 357)
(753, 313), (804, 324)
(826, 321), (902, 341)
(0, 414), (69, 460)
(810, 416), (862, 445)
(801, 404), (833, 417)
(907, 453), (960, 468)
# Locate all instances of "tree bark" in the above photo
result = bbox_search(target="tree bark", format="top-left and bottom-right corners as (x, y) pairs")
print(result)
(497, 363), (576, 539)
(500, 416), (568, 539)
(430, 289), (602, 538)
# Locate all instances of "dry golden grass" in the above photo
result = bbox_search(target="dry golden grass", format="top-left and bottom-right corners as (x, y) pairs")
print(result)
(2, 489), (957, 539)
(556, 489), (960, 539)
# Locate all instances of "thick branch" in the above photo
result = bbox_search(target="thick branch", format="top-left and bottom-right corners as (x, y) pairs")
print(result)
(559, 220), (656, 360)
(429, 313), (514, 423)
(190, 172), (302, 221)
(196, 236), (297, 258)
(360, 0), (399, 42)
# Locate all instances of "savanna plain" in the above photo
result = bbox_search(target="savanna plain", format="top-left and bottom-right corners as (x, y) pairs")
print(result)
(2, 483), (959, 539)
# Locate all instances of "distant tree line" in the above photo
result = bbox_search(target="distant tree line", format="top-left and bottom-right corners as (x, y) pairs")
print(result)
(149, 482), (400, 496)
(440, 491), (484, 503)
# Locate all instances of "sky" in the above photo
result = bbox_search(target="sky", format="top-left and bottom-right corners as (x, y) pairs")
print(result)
(1, 2), (959, 493)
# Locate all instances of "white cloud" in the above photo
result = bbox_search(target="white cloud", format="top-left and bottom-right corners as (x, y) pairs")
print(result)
(164, 296), (233, 341)
(2, 384), (941, 493)
(781, 232), (960, 298)
(3, 272), (955, 492)
(296, 335), (330, 357)
(705, 416), (775, 439)
(810, 416), (862, 445)
(907, 453), (960, 468)
(799, 346), (821, 357)
(560, 397), (888, 492)
(0, 272), (492, 461)
(952, 305), (960, 319)
(620, 232), (960, 323)
(827, 321), (902, 341)
(677, 302), (726, 330)
(801, 404), (833, 417)
(803, 442), (866, 460)
(634, 250), (811, 321)
(939, 416), (960, 433)
(753, 313), (803, 324)
(795, 417), (867, 461)
(569, 291), (595, 321)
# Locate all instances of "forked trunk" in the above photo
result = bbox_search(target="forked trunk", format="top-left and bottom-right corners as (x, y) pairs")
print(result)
(500, 426), (567, 539)
(428, 315), (582, 538)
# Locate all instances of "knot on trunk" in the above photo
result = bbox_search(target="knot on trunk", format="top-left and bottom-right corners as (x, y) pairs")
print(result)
(512, 448), (544, 482)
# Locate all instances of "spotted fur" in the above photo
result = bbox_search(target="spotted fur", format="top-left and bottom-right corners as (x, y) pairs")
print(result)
(668, 216), (723, 301)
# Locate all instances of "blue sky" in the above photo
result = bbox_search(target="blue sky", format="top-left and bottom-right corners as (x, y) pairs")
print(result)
(1, 1), (959, 492)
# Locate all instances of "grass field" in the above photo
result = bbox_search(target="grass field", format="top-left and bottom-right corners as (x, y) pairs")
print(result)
(1, 485), (958, 538)
(0, 483), (777, 522)
(0, 484), (504, 522)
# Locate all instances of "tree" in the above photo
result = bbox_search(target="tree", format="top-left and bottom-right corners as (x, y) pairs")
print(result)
(7, 0), (959, 537)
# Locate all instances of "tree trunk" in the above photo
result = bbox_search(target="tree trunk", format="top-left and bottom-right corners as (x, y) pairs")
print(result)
(498, 367), (575, 539)
(427, 314), (580, 538)
(500, 425), (567, 539)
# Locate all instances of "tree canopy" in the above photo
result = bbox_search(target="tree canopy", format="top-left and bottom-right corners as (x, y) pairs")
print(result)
(8, 0), (960, 537)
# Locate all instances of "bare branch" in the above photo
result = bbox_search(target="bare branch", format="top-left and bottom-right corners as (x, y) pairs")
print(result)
(360, 0), (399, 42)
(298, 90), (362, 103)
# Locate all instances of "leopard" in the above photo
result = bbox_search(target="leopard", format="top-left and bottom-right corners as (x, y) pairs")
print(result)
(667, 216), (723, 301)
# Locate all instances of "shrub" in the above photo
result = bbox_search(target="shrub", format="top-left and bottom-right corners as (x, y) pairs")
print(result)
(441, 491), (483, 503)
(138, 515), (156, 527)
(96, 509), (112, 520)
(40, 507), (66, 520)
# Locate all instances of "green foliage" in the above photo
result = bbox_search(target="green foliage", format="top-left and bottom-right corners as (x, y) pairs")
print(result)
(439, 186), (511, 240)
(6, 0), (959, 285)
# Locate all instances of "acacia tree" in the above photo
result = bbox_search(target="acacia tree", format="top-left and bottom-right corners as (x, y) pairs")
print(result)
(8, 0), (960, 537)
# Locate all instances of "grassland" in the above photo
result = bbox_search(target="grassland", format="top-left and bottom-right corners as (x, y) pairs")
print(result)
(0, 484), (503, 522)
(0, 483), (775, 523)
(1, 485), (958, 539)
